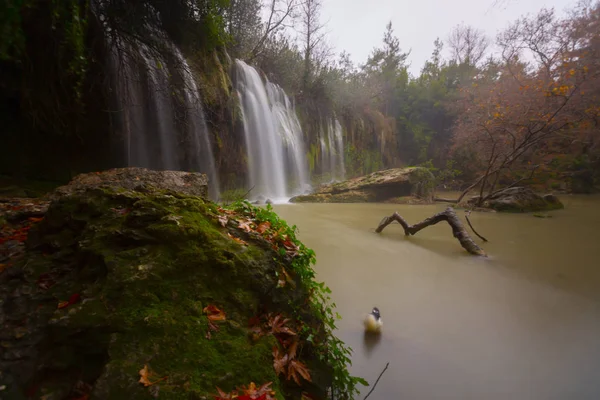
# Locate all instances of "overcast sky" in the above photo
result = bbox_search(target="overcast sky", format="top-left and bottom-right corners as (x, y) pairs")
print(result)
(320, 0), (577, 75)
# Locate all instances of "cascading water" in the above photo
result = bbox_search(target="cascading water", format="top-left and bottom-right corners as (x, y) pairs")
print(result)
(235, 60), (310, 201)
(319, 119), (346, 182)
(96, 1), (220, 198)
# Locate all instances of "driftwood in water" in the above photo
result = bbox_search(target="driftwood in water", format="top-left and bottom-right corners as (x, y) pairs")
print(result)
(375, 207), (486, 256)
(465, 210), (488, 242)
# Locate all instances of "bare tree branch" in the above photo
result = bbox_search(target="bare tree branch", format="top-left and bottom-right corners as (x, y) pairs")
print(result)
(376, 208), (487, 256)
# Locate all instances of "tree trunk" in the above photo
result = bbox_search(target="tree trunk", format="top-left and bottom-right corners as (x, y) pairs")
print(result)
(375, 207), (486, 256)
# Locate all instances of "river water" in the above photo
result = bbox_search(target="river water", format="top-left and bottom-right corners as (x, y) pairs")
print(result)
(273, 195), (600, 400)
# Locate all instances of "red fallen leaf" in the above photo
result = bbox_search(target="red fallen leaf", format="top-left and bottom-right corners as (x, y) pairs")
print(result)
(286, 359), (311, 385)
(28, 217), (44, 223)
(0, 264), (8, 274)
(256, 221), (271, 234)
(282, 238), (298, 251)
(268, 314), (296, 336)
(286, 338), (299, 360)
(272, 346), (289, 375)
(203, 304), (226, 321)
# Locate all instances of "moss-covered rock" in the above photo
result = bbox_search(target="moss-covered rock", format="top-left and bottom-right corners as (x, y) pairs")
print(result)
(50, 167), (209, 200)
(290, 167), (435, 203)
(0, 171), (362, 399)
(465, 187), (564, 212)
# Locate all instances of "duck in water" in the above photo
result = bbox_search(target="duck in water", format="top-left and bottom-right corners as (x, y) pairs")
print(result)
(364, 307), (382, 334)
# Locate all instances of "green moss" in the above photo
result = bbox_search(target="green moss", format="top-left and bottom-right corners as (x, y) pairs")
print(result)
(19, 186), (362, 399)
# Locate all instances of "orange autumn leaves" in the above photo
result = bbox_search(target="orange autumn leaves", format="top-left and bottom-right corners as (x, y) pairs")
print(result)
(204, 304), (226, 339)
(138, 365), (167, 387)
(250, 313), (312, 386)
(215, 382), (276, 400)
(204, 304), (226, 321)
(215, 206), (299, 258)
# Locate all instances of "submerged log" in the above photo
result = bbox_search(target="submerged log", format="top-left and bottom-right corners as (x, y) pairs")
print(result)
(375, 207), (486, 256)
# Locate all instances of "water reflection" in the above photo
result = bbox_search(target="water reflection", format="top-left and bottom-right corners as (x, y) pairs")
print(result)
(362, 331), (382, 358)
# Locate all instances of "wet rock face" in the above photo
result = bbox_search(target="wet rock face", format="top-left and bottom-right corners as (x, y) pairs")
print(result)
(290, 167), (436, 203)
(466, 187), (565, 212)
(50, 167), (209, 200)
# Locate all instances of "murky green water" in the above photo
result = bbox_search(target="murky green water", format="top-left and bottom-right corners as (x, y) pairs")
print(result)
(274, 195), (600, 400)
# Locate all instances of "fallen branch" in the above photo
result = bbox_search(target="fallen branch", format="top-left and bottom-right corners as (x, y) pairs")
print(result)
(363, 362), (390, 400)
(465, 211), (488, 242)
(375, 207), (486, 256)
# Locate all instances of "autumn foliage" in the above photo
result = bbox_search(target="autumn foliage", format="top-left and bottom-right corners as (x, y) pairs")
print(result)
(451, 2), (600, 201)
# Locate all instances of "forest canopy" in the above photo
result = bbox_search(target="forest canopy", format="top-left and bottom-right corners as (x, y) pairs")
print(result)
(0, 0), (598, 192)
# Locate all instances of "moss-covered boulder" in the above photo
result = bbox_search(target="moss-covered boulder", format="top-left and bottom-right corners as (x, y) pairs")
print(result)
(290, 167), (435, 203)
(465, 187), (564, 212)
(49, 167), (209, 200)
(0, 171), (362, 399)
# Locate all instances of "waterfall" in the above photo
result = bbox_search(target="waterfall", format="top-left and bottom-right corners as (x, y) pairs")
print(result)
(235, 60), (310, 201)
(96, 2), (220, 198)
(320, 119), (346, 182)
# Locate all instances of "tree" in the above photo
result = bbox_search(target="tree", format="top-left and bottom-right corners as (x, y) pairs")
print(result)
(451, 3), (600, 203)
(299, 0), (328, 90)
(225, 0), (263, 57)
(250, 0), (299, 60)
(226, 0), (299, 59)
(447, 23), (489, 67)
(362, 21), (410, 114)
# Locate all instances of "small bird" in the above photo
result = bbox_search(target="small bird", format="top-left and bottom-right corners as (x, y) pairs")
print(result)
(364, 307), (382, 333)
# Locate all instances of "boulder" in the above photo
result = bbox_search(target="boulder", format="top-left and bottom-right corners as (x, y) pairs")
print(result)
(290, 167), (435, 203)
(0, 169), (352, 399)
(466, 187), (564, 212)
(50, 167), (209, 200)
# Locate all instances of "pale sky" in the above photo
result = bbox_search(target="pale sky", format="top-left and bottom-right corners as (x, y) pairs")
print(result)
(320, 0), (577, 75)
